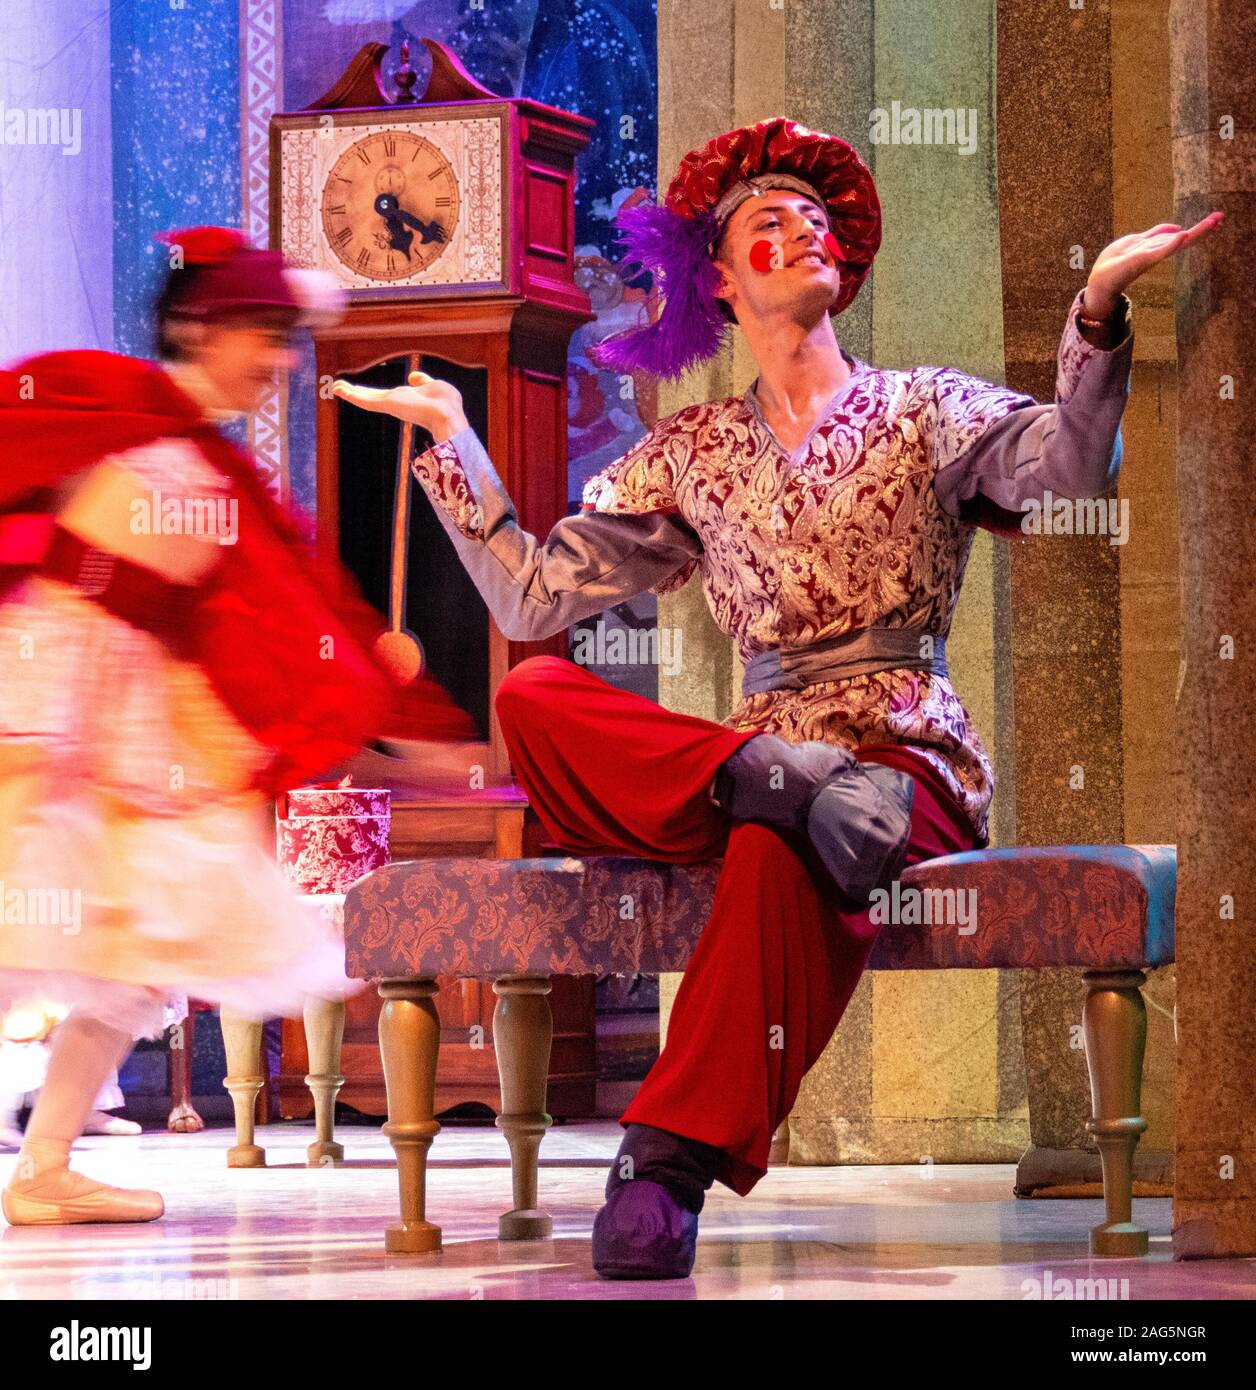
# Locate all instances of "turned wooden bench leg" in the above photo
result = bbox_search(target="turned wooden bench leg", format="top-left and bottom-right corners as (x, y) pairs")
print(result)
(492, 975), (553, 1241)
(378, 978), (441, 1253)
(221, 1011), (266, 1168)
(304, 995), (346, 1167)
(1082, 968), (1150, 1258)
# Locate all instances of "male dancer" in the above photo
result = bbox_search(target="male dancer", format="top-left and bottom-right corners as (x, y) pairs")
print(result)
(335, 118), (1220, 1279)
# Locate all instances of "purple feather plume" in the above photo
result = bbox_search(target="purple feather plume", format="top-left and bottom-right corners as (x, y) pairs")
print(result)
(588, 201), (730, 382)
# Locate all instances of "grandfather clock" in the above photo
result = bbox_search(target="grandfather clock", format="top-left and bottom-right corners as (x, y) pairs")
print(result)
(270, 39), (598, 1119)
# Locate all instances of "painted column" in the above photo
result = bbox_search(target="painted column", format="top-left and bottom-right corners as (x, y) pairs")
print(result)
(996, 0), (1177, 1194)
(1169, 0), (1256, 1259)
(996, 0), (1119, 1191)
(833, 0), (1027, 1168)
(654, 0), (753, 729)
(655, 0), (1022, 1166)
(242, 0), (288, 499)
(1111, 0), (1180, 1178)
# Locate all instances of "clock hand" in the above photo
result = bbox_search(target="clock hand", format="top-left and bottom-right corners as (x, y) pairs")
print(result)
(373, 194), (415, 256)
(399, 209), (447, 246)
(374, 193), (447, 250)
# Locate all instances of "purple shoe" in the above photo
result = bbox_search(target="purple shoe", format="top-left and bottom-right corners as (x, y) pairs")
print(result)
(592, 1179), (699, 1280)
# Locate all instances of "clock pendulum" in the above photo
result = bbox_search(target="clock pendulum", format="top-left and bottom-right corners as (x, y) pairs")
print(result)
(372, 351), (427, 684)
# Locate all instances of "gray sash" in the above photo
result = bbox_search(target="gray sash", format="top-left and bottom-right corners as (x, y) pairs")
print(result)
(742, 626), (947, 697)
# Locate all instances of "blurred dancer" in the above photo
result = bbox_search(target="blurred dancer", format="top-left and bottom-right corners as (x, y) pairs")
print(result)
(0, 226), (391, 1225)
(336, 117), (1219, 1280)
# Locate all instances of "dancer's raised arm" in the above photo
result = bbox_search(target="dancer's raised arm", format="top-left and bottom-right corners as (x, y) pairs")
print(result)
(931, 213), (1223, 534)
(333, 372), (702, 641)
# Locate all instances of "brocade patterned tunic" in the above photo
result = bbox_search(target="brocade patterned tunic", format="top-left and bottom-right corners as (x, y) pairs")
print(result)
(410, 290), (1133, 844)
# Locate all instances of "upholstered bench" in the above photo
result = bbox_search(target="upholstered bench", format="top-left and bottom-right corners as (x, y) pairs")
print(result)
(339, 843), (1175, 1259)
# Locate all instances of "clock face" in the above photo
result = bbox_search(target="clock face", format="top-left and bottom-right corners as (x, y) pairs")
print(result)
(278, 115), (504, 291)
(320, 131), (462, 282)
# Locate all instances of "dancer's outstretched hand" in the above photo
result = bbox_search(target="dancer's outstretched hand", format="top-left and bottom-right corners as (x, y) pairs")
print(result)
(1084, 210), (1225, 317)
(331, 370), (469, 443)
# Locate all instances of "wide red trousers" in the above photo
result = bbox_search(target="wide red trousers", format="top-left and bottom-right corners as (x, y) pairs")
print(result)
(494, 655), (979, 1196)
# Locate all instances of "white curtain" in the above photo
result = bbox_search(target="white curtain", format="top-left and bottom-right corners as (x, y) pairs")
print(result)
(0, 0), (114, 361)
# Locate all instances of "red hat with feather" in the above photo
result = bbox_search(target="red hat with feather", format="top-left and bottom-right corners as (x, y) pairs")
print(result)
(590, 118), (880, 382)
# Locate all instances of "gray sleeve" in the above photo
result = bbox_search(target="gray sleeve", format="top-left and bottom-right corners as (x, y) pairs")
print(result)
(933, 294), (1133, 529)
(412, 425), (703, 642)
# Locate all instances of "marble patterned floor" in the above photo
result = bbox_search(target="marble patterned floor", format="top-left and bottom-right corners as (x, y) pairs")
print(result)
(2, 1121), (1254, 1300)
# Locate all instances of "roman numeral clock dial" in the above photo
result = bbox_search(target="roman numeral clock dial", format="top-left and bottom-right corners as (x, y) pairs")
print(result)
(319, 131), (460, 283)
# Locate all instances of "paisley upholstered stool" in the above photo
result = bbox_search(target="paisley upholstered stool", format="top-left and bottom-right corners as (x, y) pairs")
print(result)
(341, 844), (1175, 1259)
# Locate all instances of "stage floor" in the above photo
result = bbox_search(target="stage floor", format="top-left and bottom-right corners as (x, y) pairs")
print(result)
(2, 1122), (1253, 1300)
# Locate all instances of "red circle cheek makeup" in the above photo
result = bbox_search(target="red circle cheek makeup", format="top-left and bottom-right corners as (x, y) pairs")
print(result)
(749, 239), (784, 272)
(823, 230), (846, 262)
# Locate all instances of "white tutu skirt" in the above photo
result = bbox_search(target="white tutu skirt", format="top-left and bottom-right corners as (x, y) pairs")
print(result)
(0, 570), (364, 1041)
(0, 746), (360, 1040)
(0, 862), (359, 1042)
(0, 950), (355, 1043)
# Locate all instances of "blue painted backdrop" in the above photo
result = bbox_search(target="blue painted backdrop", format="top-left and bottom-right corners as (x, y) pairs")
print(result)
(109, 0), (242, 359)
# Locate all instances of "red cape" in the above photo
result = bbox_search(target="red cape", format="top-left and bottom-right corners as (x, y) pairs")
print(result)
(0, 349), (398, 794)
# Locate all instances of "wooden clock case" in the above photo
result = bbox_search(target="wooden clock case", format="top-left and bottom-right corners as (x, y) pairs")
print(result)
(270, 41), (600, 1120)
